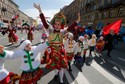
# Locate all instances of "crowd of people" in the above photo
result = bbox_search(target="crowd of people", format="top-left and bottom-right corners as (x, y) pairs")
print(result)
(0, 3), (121, 84)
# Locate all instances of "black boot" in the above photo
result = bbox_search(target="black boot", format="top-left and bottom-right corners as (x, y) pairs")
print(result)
(68, 62), (72, 71)
(83, 55), (86, 63)
(54, 75), (58, 81)
(60, 82), (64, 84)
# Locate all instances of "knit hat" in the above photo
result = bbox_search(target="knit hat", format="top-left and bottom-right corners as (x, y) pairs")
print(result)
(99, 36), (104, 40)
(78, 36), (84, 42)
(68, 32), (73, 39)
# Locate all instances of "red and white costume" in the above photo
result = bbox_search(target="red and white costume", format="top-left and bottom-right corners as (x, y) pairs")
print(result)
(0, 50), (20, 84)
(39, 13), (78, 70)
(64, 33), (76, 62)
(1, 40), (49, 84)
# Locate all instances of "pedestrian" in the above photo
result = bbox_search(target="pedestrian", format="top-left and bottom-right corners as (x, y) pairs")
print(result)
(113, 33), (118, 48)
(102, 29), (114, 57)
(34, 3), (80, 84)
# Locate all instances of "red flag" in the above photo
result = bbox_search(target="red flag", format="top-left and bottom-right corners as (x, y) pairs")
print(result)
(102, 19), (122, 35)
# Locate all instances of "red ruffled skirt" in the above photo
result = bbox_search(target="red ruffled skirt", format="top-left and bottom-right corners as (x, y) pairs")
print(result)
(45, 47), (68, 70)
(19, 67), (43, 84)
(66, 52), (74, 62)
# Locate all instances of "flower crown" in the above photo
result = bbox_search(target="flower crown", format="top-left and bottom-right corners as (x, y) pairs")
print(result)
(51, 12), (66, 29)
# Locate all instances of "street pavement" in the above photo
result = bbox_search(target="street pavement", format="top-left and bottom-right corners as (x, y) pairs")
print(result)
(0, 30), (125, 84)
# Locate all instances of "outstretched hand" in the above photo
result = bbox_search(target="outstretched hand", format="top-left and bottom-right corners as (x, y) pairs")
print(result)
(33, 3), (42, 14)
(0, 45), (4, 54)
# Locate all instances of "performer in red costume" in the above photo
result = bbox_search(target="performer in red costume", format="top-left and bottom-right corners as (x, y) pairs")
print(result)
(6, 26), (18, 45)
(34, 3), (80, 84)
(27, 27), (34, 42)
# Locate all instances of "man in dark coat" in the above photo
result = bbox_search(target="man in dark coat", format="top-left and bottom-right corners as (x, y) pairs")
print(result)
(103, 29), (114, 57)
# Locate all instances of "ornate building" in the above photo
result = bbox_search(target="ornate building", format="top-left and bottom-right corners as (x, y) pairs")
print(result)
(0, 0), (35, 28)
(60, 0), (80, 25)
(0, 0), (19, 27)
(60, 0), (125, 29)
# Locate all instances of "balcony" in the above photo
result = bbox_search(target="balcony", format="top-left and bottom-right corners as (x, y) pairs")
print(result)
(111, 0), (125, 6)
(86, 0), (95, 7)
(97, 3), (112, 11)
(97, 0), (125, 11)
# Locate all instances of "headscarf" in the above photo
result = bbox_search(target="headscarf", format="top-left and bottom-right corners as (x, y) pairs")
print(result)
(19, 40), (31, 50)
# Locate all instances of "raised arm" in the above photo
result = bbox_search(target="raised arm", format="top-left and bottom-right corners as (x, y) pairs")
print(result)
(33, 41), (49, 54)
(0, 45), (22, 59)
(67, 12), (80, 31)
(34, 3), (49, 29)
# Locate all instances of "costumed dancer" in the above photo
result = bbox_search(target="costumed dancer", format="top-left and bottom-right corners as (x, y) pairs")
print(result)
(27, 27), (34, 42)
(0, 40), (49, 84)
(74, 36), (84, 71)
(6, 25), (18, 45)
(96, 36), (105, 56)
(34, 3), (80, 84)
(88, 34), (97, 57)
(63, 33), (68, 44)
(40, 33), (49, 64)
(83, 34), (89, 62)
(0, 45), (20, 84)
(64, 32), (76, 71)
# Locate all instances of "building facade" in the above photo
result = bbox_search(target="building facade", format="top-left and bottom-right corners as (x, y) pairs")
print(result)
(0, 0), (19, 27)
(60, 0), (80, 25)
(61, 0), (125, 29)
(0, 0), (35, 28)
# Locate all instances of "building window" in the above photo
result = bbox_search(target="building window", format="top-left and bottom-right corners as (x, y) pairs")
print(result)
(109, 10), (114, 18)
(96, 13), (101, 19)
(102, 12), (106, 19)
(118, 7), (125, 17)
(98, 0), (103, 7)
(91, 15), (95, 20)
(84, 16), (87, 20)
(88, 15), (90, 20)
(112, 0), (117, 4)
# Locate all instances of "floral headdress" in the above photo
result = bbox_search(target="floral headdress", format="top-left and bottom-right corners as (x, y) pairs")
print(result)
(51, 12), (66, 29)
